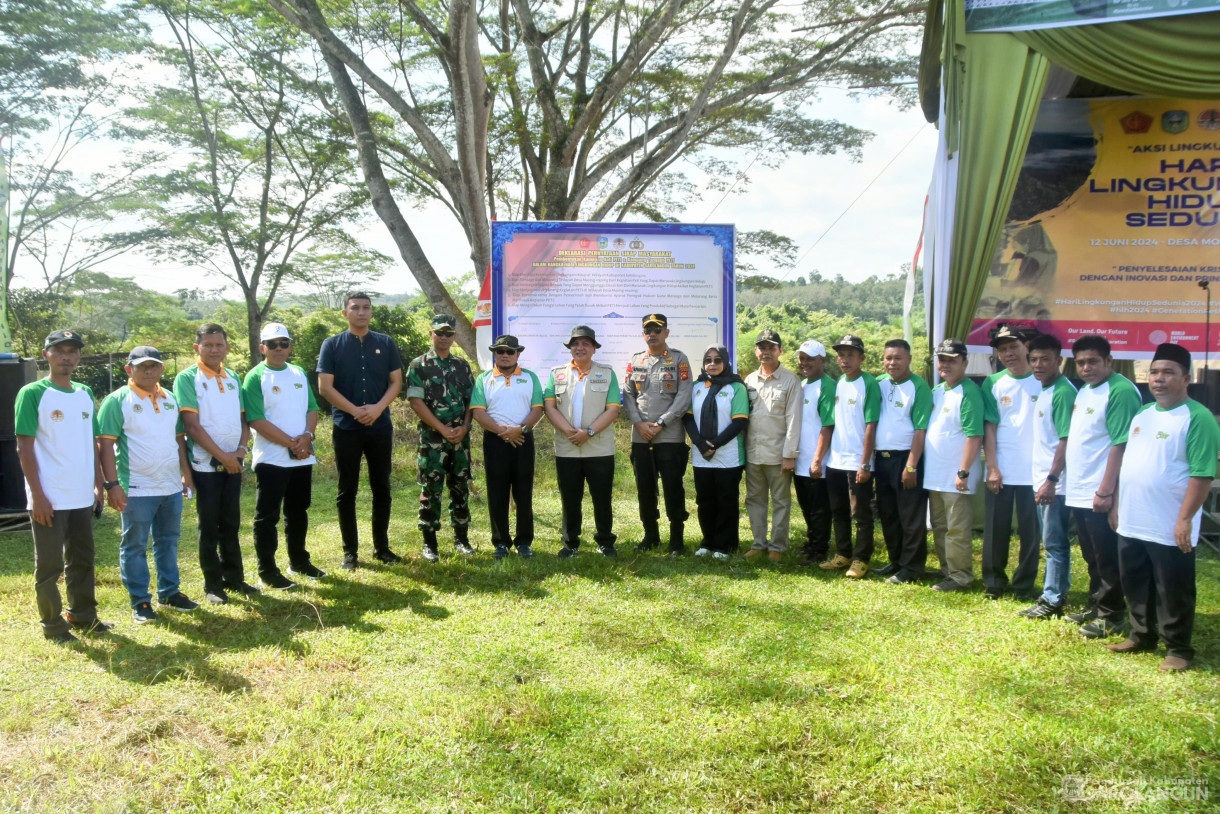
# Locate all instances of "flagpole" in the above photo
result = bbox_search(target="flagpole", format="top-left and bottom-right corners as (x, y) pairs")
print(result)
(0, 133), (11, 353)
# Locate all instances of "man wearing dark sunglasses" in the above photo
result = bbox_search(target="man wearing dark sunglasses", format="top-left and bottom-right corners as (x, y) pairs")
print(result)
(243, 323), (324, 589)
(623, 313), (693, 555)
(406, 314), (476, 562)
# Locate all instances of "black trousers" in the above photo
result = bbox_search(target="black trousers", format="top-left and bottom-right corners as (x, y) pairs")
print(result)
(32, 506), (97, 637)
(483, 431), (535, 548)
(630, 442), (689, 544)
(793, 474), (831, 561)
(1073, 507), (1126, 622)
(874, 452), (928, 578)
(982, 483), (1040, 594)
(555, 455), (616, 548)
(826, 466), (875, 562)
(1118, 534), (1196, 660)
(333, 423), (394, 556)
(194, 469), (245, 592)
(694, 466), (743, 553)
(253, 463), (314, 577)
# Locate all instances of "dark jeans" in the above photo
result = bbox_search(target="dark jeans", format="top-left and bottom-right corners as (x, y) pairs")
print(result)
(333, 423), (393, 556)
(1073, 507), (1126, 622)
(982, 484), (1040, 594)
(630, 442), (689, 545)
(483, 431), (535, 548)
(32, 506), (97, 638)
(793, 474), (831, 561)
(874, 452), (928, 578)
(1118, 534), (1196, 660)
(253, 463), (314, 577)
(826, 466), (875, 562)
(555, 455), (616, 549)
(694, 466), (743, 553)
(194, 469), (245, 592)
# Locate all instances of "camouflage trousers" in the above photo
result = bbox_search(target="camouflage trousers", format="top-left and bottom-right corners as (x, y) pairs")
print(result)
(417, 426), (472, 532)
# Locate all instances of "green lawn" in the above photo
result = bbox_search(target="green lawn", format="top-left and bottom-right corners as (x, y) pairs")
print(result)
(0, 423), (1216, 813)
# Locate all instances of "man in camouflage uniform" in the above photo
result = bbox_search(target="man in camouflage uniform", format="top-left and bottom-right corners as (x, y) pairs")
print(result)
(623, 313), (694, 554)
(406, 315), (475, 562)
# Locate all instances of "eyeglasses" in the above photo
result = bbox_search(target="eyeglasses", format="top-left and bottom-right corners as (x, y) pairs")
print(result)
(887, 382), (898, 404)
(493, 348), (517, 355)
(644, 326), (664, 335)
(434, 330), (456, 338)
(264, 340), (290, 350)
(703, 357), (723, 365)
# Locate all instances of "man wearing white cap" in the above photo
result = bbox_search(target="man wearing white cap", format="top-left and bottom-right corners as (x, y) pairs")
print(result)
(243, 323), (323, 588)
(793, 340), (835, 565)
(98, 346), (198, 624)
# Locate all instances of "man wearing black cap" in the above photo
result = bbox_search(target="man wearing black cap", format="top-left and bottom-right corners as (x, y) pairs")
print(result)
(981, 325), (1043, 601)
(16, 329), (109, 643)
(1109, 342), (1217, 672)
(623, 314), (693, 554)
(544, 326), (623, 557)
(823, 334), (881, 578)
(407, 314), (476, 562)
(471, 335), (544, 559)
(743, 329), (802, 561)
(98, 346), (197, 624)
(318, 292), (404, 569)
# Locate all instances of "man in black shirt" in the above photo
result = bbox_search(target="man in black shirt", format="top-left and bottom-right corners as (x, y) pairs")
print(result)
(317, 292), (404, 569)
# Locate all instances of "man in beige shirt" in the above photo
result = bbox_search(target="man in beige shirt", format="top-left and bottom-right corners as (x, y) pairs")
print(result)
(744, 329), (802, 560)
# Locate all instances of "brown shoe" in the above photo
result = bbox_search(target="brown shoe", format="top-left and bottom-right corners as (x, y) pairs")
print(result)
(1158, 655), (1191, 672)
(845, 560), (870, 579)
(768, 551), (783, 562)
(1107, 639), (1156, 654)
(744, 548), (764, 559)
(819, 554), (851, 570)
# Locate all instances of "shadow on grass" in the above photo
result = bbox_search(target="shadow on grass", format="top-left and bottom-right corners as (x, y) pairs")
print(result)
(76, 631), (252, 693)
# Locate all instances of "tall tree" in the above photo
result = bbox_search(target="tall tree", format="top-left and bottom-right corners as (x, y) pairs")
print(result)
(265, 0), (924, 355)
(132, 2), (384, 360)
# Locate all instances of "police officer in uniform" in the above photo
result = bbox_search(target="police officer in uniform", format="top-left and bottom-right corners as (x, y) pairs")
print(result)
(623, 314), (694, 554)
(406, 314), (475, 562)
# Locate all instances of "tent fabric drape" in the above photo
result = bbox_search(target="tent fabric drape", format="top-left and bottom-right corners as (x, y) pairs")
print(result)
(1014, 12), (1220, 99)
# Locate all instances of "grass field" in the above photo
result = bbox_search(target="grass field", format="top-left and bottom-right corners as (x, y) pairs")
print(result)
(0, 420), (1217, 813)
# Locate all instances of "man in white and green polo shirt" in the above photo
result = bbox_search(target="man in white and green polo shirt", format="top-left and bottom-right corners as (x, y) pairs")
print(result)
(243, 323), (323, 589)
(98, 346), (198, 624)
(15, 329), (108, 643)
(175, 323), (254, 605)
(1109, 342), (1219, 672)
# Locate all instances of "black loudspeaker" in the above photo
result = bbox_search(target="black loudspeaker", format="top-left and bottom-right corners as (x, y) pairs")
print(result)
(0, 358), (39, 513)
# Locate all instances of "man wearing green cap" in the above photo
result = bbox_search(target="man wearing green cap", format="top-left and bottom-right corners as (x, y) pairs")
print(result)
(406, 314), (476, 562)
(471, 334), (544, 559)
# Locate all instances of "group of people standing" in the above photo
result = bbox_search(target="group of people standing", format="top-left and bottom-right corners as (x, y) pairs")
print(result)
(17, 295), (1216, 672)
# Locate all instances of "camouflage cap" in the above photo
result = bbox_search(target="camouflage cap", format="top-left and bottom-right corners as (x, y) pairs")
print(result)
(431, 314), (457, 331)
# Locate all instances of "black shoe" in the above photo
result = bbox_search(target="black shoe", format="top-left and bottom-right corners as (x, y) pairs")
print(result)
(876, 563), (901, 577)
(599, 544), (618, 557)
(932, 578), (968, 593)
(48, 630), (79, 645)
(1019, 599), (1064, 620)
(160, 592), (199, 611)
(205, 588), (230, 605)
(1066, 607), (1098, 624)
(633, 540), (659, 552)
(667, 546), (685, 557)
(373, 550), (403, 564)
(886, 573), (917, 585)
(1080, 618), (1125, 639)
(984, 588), (1004, 601)
(288, 564), (326, 580)
(517, 544), (534, 559)
(228, 581), (261, 597)
(493, 545), (509, 560)
(341, 554), (358, 571)
(454, 541), (476, 555)
(262, 572), (296, 590)
(133, 603), (158, 624)
(557, 546), (577, 558)
(421, 546), (439, 563)
(67, 614), (114, 633)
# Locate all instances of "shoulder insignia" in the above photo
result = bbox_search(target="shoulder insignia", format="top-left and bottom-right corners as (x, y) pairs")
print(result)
(556, 372), (567, 382)
(679, 363), (690, 381)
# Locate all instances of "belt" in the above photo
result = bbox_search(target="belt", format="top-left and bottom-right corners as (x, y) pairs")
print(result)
(876, 449), (910, 458)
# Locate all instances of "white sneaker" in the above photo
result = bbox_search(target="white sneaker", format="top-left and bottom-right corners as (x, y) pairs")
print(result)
(712, 551), (730, 560)
(694, 547), (711, 557)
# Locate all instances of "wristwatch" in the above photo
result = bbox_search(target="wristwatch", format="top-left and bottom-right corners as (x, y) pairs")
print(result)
(586, 427), (596, 437)
(657, 416), (666, 428)
(103, 480), (120, 490)
(956, 469), (970, 479)
(1045, 474), (1059, 483)
(521, 423), (533, 434)
(306, 431), (316, 440)
(905, 465), (917, 474)
(859, 463), (871, 472)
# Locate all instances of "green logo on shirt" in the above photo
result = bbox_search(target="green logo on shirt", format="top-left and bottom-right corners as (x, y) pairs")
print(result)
(294, 383), (303, 389)
(1086, 407), (1095, 415)
(1156, 430), (1170, 440)
(848, 398), (857, 406)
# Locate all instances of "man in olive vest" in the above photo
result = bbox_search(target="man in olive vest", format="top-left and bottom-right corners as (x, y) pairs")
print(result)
(543, 326), (623, 557)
